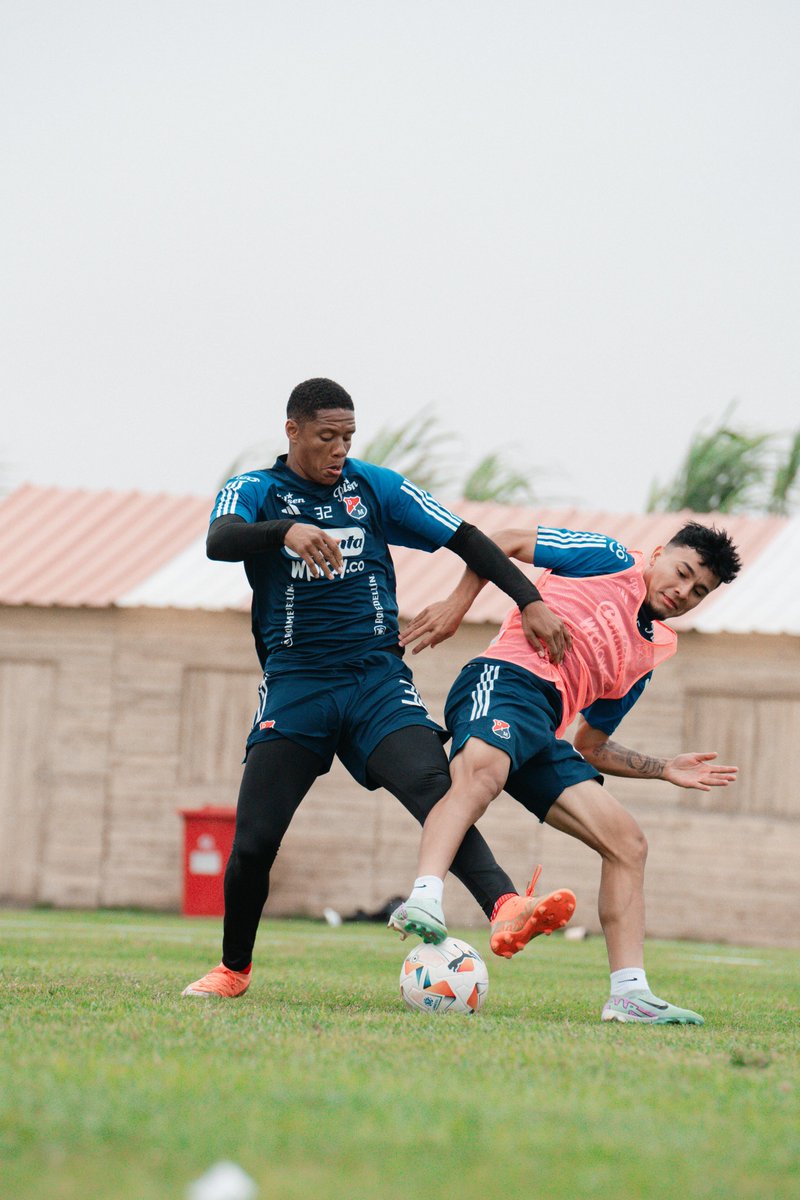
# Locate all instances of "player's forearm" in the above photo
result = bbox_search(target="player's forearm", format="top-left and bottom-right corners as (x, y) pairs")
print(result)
(446, 567), (487, 616)
(207, 514), (294, 561)
(581, 737), (667, 780)
(490, 527), (538, 563)
(446, 523), (541, 610)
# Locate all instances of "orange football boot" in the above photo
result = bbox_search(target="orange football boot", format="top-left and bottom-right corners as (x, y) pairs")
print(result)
(490, 865), (576, 959)
(181, 962), (251, 998)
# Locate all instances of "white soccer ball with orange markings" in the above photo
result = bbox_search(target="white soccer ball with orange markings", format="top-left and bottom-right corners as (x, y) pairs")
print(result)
(399, 937), (489, 1014)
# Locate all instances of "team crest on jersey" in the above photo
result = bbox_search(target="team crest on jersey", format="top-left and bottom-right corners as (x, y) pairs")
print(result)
(259, 720), (276, 731)
(491, 719), (511, 740)
(344, 495), (368, 520)
(277, 491), (305, 516)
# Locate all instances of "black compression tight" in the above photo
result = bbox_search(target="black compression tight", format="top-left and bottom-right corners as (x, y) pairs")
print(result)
(221, 728), (516, 970)
(222, 738), (323, 969)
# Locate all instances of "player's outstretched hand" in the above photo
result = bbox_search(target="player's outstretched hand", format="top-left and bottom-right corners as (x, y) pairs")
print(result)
(521, 600), (572, 664)
(662, 752), (738, 791)
(399, 597), (468, 654)
(284, 524), (344, 580)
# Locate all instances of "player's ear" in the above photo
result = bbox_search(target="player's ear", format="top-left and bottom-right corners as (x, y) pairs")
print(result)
(285, 418), (300, 443)
(649, 545), (664, 566)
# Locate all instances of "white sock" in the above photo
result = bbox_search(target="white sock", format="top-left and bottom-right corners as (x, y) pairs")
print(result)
(409, 875), (444, 904)
(610, 967), (649, 997)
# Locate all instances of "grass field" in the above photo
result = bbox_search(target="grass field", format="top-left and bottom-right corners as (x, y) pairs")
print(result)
(1, 909), (798, 1200)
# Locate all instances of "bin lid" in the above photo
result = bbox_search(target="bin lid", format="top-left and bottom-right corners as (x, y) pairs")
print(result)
(178, 805), (236, 820)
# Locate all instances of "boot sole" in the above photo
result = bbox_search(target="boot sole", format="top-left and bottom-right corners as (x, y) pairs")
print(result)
(490, 889), (576, 959)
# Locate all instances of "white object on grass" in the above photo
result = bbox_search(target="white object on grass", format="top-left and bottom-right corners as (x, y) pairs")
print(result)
(186, 1161), (258, 1200)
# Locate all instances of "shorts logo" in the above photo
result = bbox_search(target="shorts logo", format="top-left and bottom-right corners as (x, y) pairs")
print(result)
(491, 719), (511, 740)
(259, 720), (276, 731)
(344, 495), (368, 520)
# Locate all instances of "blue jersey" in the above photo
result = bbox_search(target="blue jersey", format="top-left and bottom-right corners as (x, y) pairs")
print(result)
(211, 456), (462, 668)
(532, 527), (654, 736)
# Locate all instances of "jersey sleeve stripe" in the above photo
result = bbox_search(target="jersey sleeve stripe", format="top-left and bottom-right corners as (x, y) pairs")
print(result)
(536, 528), (612, 547)
(214, 479), (249, 518)
(399, 481), (462, 532)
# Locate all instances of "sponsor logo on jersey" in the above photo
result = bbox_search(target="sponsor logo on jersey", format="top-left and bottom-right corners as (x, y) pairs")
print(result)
(284, 526), (365, 558)
(333, 478), (359, 500)
(491, 718), (511, 739)
(344, 494), (368, 520)
(259, 719), (276, 730)
(277, 490), (306, 516)
(286, 526), (367, 580)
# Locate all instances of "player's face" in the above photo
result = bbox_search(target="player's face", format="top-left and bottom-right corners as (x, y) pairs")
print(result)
(643, 544), (719, 619)
(285, 408), (356, 486)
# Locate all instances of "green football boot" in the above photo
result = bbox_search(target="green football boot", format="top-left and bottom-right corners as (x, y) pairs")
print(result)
(387, 897), (447, 945)
(601, 990), (704, 1025)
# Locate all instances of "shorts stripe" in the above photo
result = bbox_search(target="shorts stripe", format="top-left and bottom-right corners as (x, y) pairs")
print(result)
(253, 674), (269, 726)
(470, 663), (500, 720)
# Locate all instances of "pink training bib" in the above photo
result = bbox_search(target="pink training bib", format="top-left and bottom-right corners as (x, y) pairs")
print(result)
(481, 555), (677, 737)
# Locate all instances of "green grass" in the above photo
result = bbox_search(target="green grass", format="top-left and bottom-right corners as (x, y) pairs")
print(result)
(1, 910), (798, 1199)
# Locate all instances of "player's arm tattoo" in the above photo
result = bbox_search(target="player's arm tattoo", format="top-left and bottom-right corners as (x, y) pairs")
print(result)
(587, 738), (667, 779)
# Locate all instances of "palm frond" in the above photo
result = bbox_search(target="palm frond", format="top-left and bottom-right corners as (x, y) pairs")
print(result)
(461, 453), (537, 504)
(360, 411), (454, 493)
(768, 429), (800, 515)
(649, 406), (772, 513)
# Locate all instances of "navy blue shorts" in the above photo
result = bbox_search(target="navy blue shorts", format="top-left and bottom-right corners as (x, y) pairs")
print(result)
(246, 650), (445, 787)
(445, 658), (602, 822)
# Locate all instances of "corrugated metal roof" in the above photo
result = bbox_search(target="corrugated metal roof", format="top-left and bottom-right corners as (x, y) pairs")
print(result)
(119, 537), (251, 610)
(390, 502), (790, 632)
(1, 485), (794, 633)
(692, 515), (800, 635)
(0, 484), (210, 607)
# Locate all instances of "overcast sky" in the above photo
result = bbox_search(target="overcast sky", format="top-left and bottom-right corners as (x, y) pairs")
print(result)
(3, 1), (799, 513)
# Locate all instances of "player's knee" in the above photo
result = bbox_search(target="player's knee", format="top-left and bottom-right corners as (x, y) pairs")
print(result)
(230, 835), (281, 875)
(388, 762), (451, 824)
(450, 763), (505, 819)
(413, 761), (452, 806)
(614, 816), (648, 870)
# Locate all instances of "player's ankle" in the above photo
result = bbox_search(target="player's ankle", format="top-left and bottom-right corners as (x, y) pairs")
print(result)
(408, 875), (444, 903)
(490, 892), (518, 922)
(609, 966), (648, 996)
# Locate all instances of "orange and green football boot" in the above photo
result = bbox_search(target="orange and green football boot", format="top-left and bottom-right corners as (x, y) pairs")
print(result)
(490, 865), (576, 959)
(181, 962), (251, 998)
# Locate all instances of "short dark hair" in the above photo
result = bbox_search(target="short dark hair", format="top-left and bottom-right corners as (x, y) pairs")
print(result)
(287, 378), (353, 422)
(666, 522), (741, 585)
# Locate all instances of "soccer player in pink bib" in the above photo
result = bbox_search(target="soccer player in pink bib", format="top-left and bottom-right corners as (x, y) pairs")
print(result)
(389, 522), (741, 1024)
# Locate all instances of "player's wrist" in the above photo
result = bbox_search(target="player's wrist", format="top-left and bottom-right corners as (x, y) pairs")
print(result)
(260, 518), (295, 546)
(521, 596), (545, 611)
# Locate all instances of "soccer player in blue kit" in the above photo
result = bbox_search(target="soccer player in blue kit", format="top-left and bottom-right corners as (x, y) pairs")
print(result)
(390, 521), (741, 1024)
(183, 378), (574, 997)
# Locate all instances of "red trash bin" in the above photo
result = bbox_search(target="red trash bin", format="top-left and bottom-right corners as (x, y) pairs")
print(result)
(178, 806), (236, 916)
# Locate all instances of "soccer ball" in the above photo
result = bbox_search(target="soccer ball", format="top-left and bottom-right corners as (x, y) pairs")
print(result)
(399, 937), (489, 1014)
